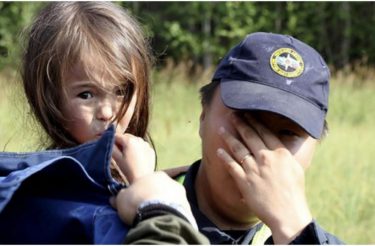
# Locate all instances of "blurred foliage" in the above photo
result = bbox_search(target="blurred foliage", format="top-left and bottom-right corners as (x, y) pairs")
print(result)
(0, 2), (45, 68)
(121, 2), (375, 72)
(1, 2), (375, 74)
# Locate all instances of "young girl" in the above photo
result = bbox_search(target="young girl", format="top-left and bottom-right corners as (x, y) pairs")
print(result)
(22, 1), (154, 183)
(0, 2), (205, 243)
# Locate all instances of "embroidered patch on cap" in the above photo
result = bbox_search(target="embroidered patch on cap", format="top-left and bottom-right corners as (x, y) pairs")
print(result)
(270, 48), (304, 78)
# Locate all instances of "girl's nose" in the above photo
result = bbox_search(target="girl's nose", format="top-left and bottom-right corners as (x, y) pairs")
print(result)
(96, 101), (116, 121)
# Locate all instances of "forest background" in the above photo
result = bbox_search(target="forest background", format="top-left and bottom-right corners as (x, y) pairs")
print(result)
(1, 2), (375, 244)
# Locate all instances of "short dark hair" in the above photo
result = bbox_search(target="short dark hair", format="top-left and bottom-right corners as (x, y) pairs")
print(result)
(199, 80), (329, 139)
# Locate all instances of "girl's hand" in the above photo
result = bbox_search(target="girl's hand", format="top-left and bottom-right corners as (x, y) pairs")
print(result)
(112, 133), (155, 184)
(216, 115), (312, 244)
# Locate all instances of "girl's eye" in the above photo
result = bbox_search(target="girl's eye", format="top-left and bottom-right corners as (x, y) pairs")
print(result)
(115, 83), (133, 98)
(78, 91), (93, 99)
(115, 88), (126, 97)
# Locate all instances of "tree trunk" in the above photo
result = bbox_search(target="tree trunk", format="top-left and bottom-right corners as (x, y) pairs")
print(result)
(202, 4), (212, 70)
(340, 2), (351, 69)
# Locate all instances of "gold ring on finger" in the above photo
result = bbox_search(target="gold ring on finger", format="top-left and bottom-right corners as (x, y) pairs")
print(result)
(240, 154), (251, 165)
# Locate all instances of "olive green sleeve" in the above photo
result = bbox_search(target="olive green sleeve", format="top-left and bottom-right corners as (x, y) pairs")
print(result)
(124, 214), (209, 245)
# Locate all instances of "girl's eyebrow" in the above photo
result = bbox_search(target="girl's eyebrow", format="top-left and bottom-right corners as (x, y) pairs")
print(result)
(114, 82), (128, 89)
(68, 80), (96, 89)
(68, 79), (129, 93)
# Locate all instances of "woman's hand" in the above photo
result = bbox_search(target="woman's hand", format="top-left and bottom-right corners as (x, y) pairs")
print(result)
(112, 133), (155, 184)
(110, 171), (192, 225)
(216, 114), (312, 244)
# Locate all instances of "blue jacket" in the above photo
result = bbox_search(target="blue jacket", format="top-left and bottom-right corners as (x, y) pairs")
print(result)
(0, 126), (128, 244)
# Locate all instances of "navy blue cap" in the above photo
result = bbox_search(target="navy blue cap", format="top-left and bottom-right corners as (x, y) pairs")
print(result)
(213, 32), (330, 139)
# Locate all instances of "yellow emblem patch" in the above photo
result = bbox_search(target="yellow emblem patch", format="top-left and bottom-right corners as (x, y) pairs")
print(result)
(270, 48), (304, 78)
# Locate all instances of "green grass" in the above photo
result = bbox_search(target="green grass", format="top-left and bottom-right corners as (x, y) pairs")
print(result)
(150, 80), (202, 168)
(308, 123), (375, 243)
(1, 68), (375, 243)
(0, 70), (41, 151)
(306, 82), (375, 243)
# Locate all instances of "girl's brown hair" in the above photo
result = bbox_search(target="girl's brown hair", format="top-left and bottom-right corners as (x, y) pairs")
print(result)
(22, 2), (153, 148)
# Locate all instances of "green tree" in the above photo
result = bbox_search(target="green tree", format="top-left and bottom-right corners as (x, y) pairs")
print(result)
(2, 2), (375, 74)
(0, 2), (44, 70)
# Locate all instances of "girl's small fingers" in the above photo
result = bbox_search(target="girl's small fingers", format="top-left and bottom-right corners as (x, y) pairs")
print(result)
(109, 196), (117, 209)
(111, 144), (123, 161)
(111, 145), (130, 177)
(114, 134), (127, 151)
(115, 134), (148, 150)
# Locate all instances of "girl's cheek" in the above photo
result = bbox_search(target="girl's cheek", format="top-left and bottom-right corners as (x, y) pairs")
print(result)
(123, 95), (137, 128)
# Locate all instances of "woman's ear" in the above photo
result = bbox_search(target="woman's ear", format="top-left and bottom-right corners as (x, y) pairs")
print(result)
(198, 106), (206, 138)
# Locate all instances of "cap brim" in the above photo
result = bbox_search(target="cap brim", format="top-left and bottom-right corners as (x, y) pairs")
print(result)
(220, 79), (325, 139)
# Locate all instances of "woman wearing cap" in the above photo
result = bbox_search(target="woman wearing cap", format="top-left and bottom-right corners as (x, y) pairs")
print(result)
(172, 32), (343, 244)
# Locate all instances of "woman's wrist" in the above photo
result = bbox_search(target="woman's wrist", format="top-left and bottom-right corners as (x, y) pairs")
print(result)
(133, 199), (198, 230)
(269, 209), (312, 244)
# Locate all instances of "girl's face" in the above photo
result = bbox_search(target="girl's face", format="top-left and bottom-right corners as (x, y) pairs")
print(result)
(61, 63), (137, 144)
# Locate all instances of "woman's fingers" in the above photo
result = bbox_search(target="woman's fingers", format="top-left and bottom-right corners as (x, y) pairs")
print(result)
(217, 147), (263, 206)
(217, 127), (259, 175)
(217, 148), (251, 189)
(229, 114), (284, 163)
(218, 127), (254, 173)
(230, 115), (267, 157)
(242, 114), (283, 151)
